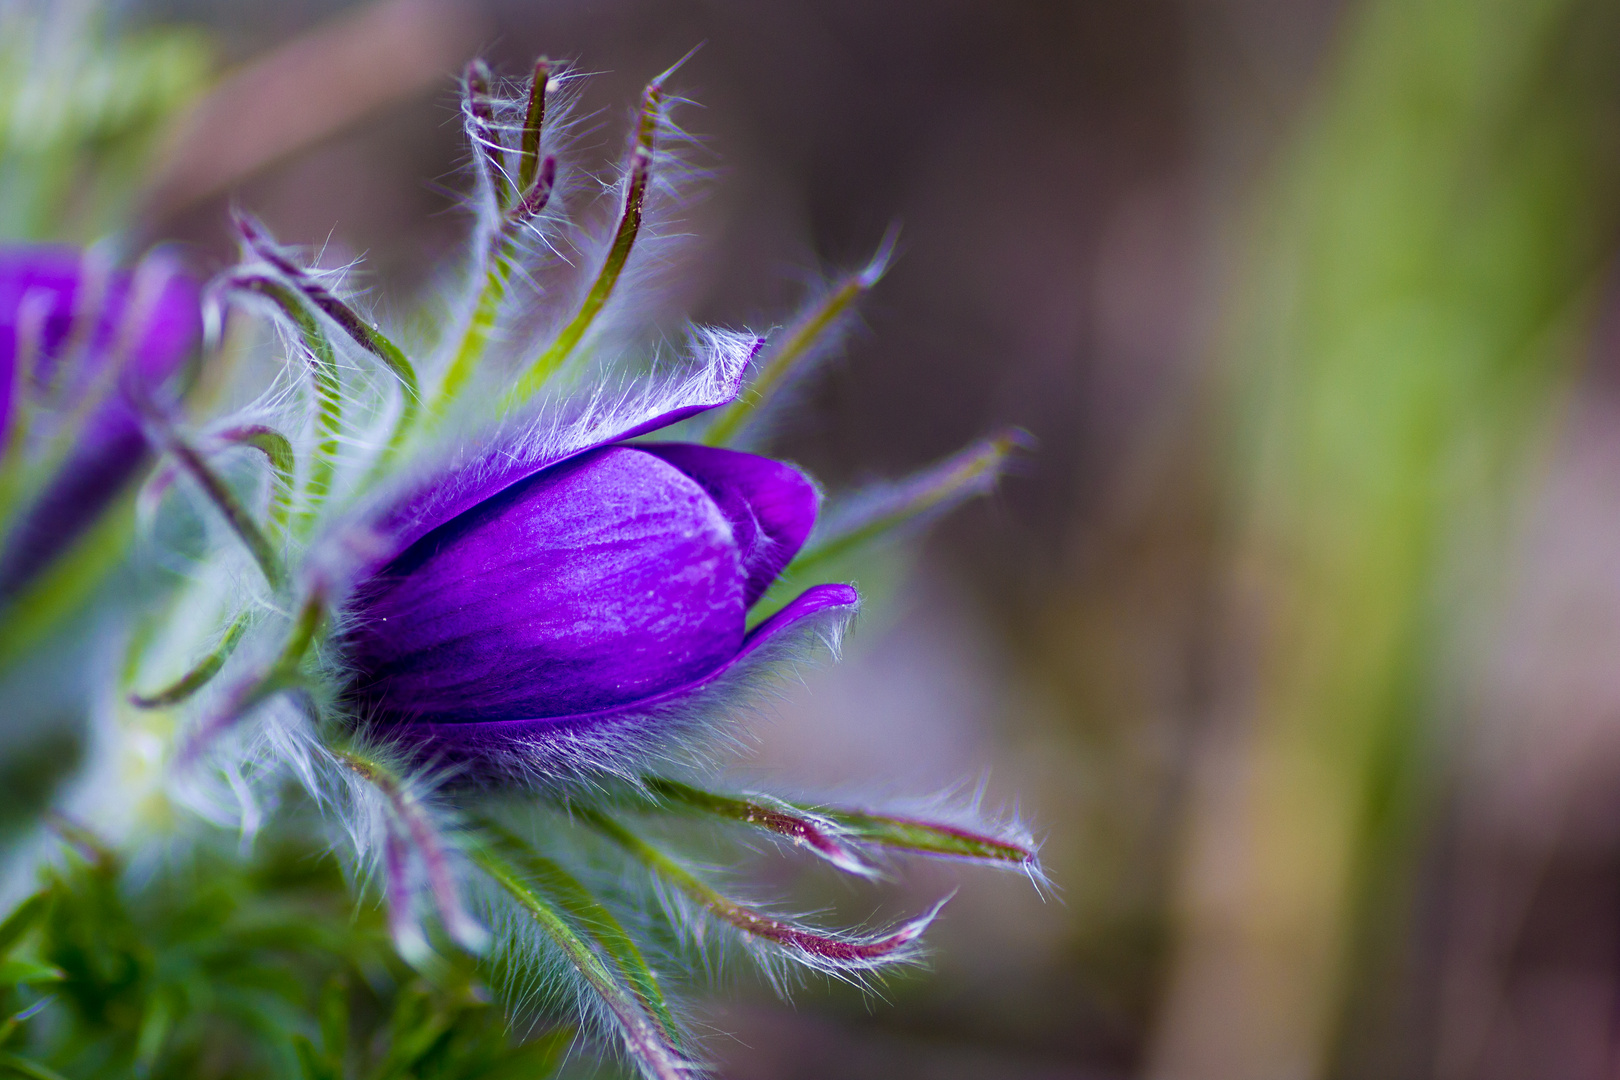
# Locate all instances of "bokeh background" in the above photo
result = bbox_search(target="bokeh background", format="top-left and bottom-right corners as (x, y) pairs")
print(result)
(28, 0), (1620, 1076)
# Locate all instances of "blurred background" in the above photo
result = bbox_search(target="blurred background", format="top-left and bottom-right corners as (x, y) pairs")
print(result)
(20, 0), (1620, 1076)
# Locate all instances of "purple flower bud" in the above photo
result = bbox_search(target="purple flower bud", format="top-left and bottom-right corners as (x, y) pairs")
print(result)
(0, 245), (200, 596)
(344, 406), (856, 763)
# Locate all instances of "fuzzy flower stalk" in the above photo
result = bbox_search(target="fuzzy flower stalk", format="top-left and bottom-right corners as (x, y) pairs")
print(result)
(3, 54), (1040, 1079)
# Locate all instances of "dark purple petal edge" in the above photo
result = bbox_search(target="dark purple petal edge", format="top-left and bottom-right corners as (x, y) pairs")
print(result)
(400, 582), (858, 761)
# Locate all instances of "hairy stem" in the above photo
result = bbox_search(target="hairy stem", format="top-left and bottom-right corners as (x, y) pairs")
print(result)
(219, 425), (295, 533)
(703, 231), (893, 447)
(642, 777), (873, 877)
(434, 157), (560, 416)
(331, 747), (487, 954)
(469, 838), (687, 1080)
(174, 588), (324, 766)
(790, 429), (1026, 578)
(468, 822), (678, 1040)
(128, 609), (251, 709)
(582, 808), (937, 968)
(503, 76), (665, 408)
(517, 57), (550, 194)
(235, 219), (420, 461)
(231, 276), (341, 522)
(164, 431), (283, 590)
(813, 807), (1039, 868)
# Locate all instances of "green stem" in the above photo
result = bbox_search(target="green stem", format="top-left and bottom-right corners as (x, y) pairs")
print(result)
(330, 747), (486, 954)
(517, 57), (550, 194)
(128, 609), (251, 709)
(502, 80), (663, 409)
(790, 429), (1025, 579)
(233, 277), (341, 523)
(641, 777), (872, 877)
(234, 225), (420, 463)
(435, 249), (513, 412)
(580, 808), (935, 965)
(463, 59), (507, 208)
(218, 425), (294, 533)
(702, 263), (882, 447)
(175, 589), (324, 766)
(165, 432), (283, 590)
(468, 822), (677, 1039)
(468, 838), (686, 1080)
(434, 158), (559, 417)
(811, 807), (1038, 867)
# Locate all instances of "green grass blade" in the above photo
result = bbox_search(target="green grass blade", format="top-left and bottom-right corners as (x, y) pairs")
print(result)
(0, 896), (45, 963)
(0, 1052), (71, 1080)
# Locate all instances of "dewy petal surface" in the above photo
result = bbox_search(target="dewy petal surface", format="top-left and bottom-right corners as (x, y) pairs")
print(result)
(639, 443), (817, 608)
(348, 446), (747, 723)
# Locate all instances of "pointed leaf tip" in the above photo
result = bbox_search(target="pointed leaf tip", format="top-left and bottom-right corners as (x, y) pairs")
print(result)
(642, 777), (878, 878)
(814, 805), (1042, 874)
(586, 810), (937, 973)
(650, 42), (705, 94)
(788, 427), (1030, 576)
(505, 133), (655, 405)
(858, 221), (902, 288)
(703, 229), (905, 447)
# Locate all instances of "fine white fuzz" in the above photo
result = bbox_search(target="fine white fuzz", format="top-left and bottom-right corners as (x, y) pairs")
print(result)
(39, 54), (1041, 1080)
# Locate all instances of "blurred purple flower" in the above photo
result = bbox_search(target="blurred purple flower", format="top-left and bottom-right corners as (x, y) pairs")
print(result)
(0, 245), (200, 596)
(344, 409), (856, 762)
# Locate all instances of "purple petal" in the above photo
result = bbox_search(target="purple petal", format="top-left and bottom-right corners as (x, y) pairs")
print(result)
(736, 581), (859, 650)
(384, 582), (859, 762)
(0, 248), (200, 597)
(0, 246), (83, 447)
(124, 262), (202, 386)
(374, 330), (758, 562)
(638, 443), (817, 607)
(347, 447), (747, 723)
(0, 246), (198, 406)
(0, 245), (79, 343)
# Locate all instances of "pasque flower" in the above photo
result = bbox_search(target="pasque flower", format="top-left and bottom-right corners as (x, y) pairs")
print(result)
(0, 244), (199, 596)
(92, 54), (1037, 1080)
(345, 409), (856, 762)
